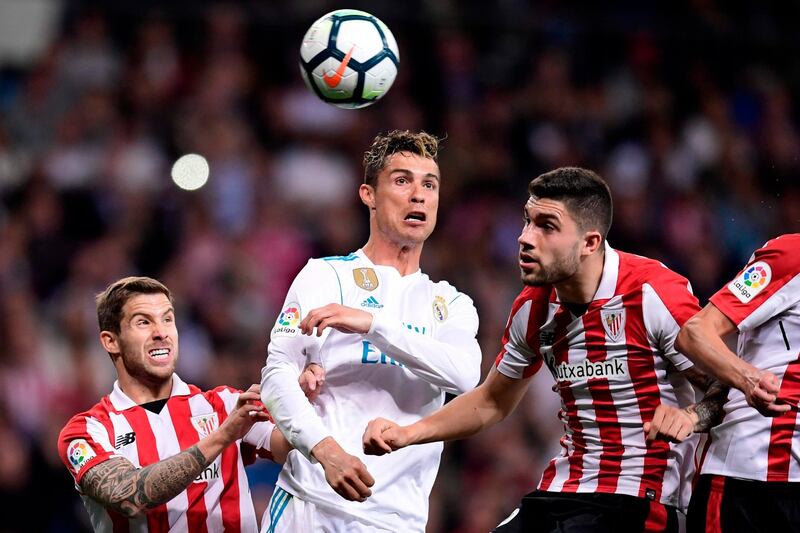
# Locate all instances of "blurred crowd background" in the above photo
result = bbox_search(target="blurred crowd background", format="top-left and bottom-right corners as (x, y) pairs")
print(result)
(0, 1), (798, 531)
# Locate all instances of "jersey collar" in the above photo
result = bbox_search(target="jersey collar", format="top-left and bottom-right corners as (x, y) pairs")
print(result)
(109, 373), (191, 411)
(593, 242), (619, 301)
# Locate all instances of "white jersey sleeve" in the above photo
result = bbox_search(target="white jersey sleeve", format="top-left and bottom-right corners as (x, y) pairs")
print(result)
(364, 291), (481, 394)
(261, 259), (342, 461)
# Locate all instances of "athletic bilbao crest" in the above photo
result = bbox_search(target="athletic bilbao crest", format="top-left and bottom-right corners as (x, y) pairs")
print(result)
(353, 268), (379, 291)
(600, 308), (626, 342)
(191, 413), (219, 439)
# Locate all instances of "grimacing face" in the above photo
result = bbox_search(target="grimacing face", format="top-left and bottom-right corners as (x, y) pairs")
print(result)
(362, 151), (440, 247)
(105, 292), (179, 387)
(517, 196), (584, 286)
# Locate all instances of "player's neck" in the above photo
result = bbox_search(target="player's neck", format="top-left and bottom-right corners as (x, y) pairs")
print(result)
(361, 238), (422, 276)
(554, 249), (605, 305)
(118, 373), (174, 405)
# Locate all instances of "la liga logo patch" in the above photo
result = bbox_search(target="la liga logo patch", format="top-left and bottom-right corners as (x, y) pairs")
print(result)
(67, 439), (96, 473)
(272, 302), (301, 337)
(728, 261), (772, 303)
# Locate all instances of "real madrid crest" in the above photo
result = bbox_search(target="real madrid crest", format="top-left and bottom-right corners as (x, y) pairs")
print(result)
(353, 268), (379, 291)
(433, 295), (448, 322)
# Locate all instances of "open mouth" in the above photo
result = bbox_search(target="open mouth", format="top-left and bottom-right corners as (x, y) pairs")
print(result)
(149, 348), (170, 360)
(405, 211), (426, 222)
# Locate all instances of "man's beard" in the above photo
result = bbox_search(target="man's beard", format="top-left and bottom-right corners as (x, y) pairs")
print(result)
(521, 246), (581, 287)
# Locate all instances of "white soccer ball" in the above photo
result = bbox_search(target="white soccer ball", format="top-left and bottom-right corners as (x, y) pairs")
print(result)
(299, 9), (399, 109)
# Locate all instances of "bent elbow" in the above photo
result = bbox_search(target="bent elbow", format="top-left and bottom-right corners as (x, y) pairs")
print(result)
(676, 316), (702, 355)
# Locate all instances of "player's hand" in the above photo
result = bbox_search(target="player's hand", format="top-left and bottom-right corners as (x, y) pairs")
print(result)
(742, 369), (791, 417)
(299, 363), (325, 401)
(311, 437), (374, 502)
(219, 384), (272, 442)
(300, 304), (374, 336)
(363, 417), (412, 455)
(644, 404), (697, 443)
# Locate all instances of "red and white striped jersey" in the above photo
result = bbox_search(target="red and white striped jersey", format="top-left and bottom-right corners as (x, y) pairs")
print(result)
(495, 245), (701, 508)
(57, 374), (275, 533)
(702, 233), (800, 482)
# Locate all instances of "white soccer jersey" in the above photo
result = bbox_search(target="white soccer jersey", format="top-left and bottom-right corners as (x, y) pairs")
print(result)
(58, 374), (275, 533)
(702, 234), (800, 482)
(261, 249), (481, 532)
(495, 245), (701, 508)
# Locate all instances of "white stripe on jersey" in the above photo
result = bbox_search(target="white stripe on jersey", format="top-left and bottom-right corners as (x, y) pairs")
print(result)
(154, 406), (191, 530)
(188, 393), (225, 533)
(86, 416), (116, 454)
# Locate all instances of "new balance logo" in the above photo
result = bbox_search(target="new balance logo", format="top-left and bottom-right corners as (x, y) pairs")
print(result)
(360, 296), (384, 309)
(115, 432), (136, 449)
(554, 358), (628, 381)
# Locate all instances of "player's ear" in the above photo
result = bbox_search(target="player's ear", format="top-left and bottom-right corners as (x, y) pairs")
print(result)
(359, 183), (376, 210)
(582, 230), (603, 256)
(100, 330), (121, 355)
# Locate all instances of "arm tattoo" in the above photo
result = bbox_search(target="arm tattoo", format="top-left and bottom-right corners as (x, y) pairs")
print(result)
(81, 446), (210, 518)
(685, 381), (729, 433)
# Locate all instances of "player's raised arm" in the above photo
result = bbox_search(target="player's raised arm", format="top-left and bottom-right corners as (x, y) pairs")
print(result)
(261, 260), (374, 501)
(301, 294), (481, 394)
(69, 387), (270, 518)
(363, 367), (530, 455)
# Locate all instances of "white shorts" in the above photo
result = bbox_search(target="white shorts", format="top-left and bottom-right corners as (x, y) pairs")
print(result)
(260, 486), (395, 533)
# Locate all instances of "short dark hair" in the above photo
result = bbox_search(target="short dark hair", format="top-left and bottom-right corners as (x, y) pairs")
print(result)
(96, 276), (173, 334)
(528, 167), (613, 239)
(363, 130), (441, 187)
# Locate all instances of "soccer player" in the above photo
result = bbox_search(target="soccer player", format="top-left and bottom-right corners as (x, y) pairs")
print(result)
(260, 130), (482, 533)
(58, 276), (295, 532)
(662, 234), (799, 532)
(363, 167), (719, 532)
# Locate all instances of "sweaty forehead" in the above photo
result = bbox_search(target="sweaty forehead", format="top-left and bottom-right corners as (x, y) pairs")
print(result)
(526, 196), (569, 218)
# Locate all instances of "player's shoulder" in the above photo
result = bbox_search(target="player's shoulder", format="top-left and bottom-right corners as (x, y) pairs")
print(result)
(752, 234), (800, 265)
(509, 284), (553, 316)
(203, 385), (241, 403)
(58, 399), (110, 441)
(304, 251), (365, 276)
(427, 277), (465, 300)
(617, 250), (689, 288)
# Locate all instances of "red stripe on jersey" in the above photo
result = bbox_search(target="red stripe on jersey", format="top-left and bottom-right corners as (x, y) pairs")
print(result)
(123, 408), (170, 533)
(583, 306), (623, 493)
(643, 500), (668, 533)
(554, 308), (586, 493)
(704, 475), (725, 533)
(538, 457), (558, 491)
(206, 391), (242, 531)
(168, 397), (209, 532)
(623, 290), (669, 500)
(766, 355), (800, 481)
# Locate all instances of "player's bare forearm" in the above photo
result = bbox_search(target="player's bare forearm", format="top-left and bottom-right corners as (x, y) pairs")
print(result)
(412, 368), (530, 444)
(676, 304), (752, 390)
(81, 446), (210, 517)
(685, 380), (729, 433)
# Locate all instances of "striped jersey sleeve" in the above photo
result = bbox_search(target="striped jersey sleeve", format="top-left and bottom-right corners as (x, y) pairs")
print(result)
(641, 265), (701, 370)
(709, 234), (800, 332)
(495, 286), (550, 379)
(58, 405), (120, 486)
